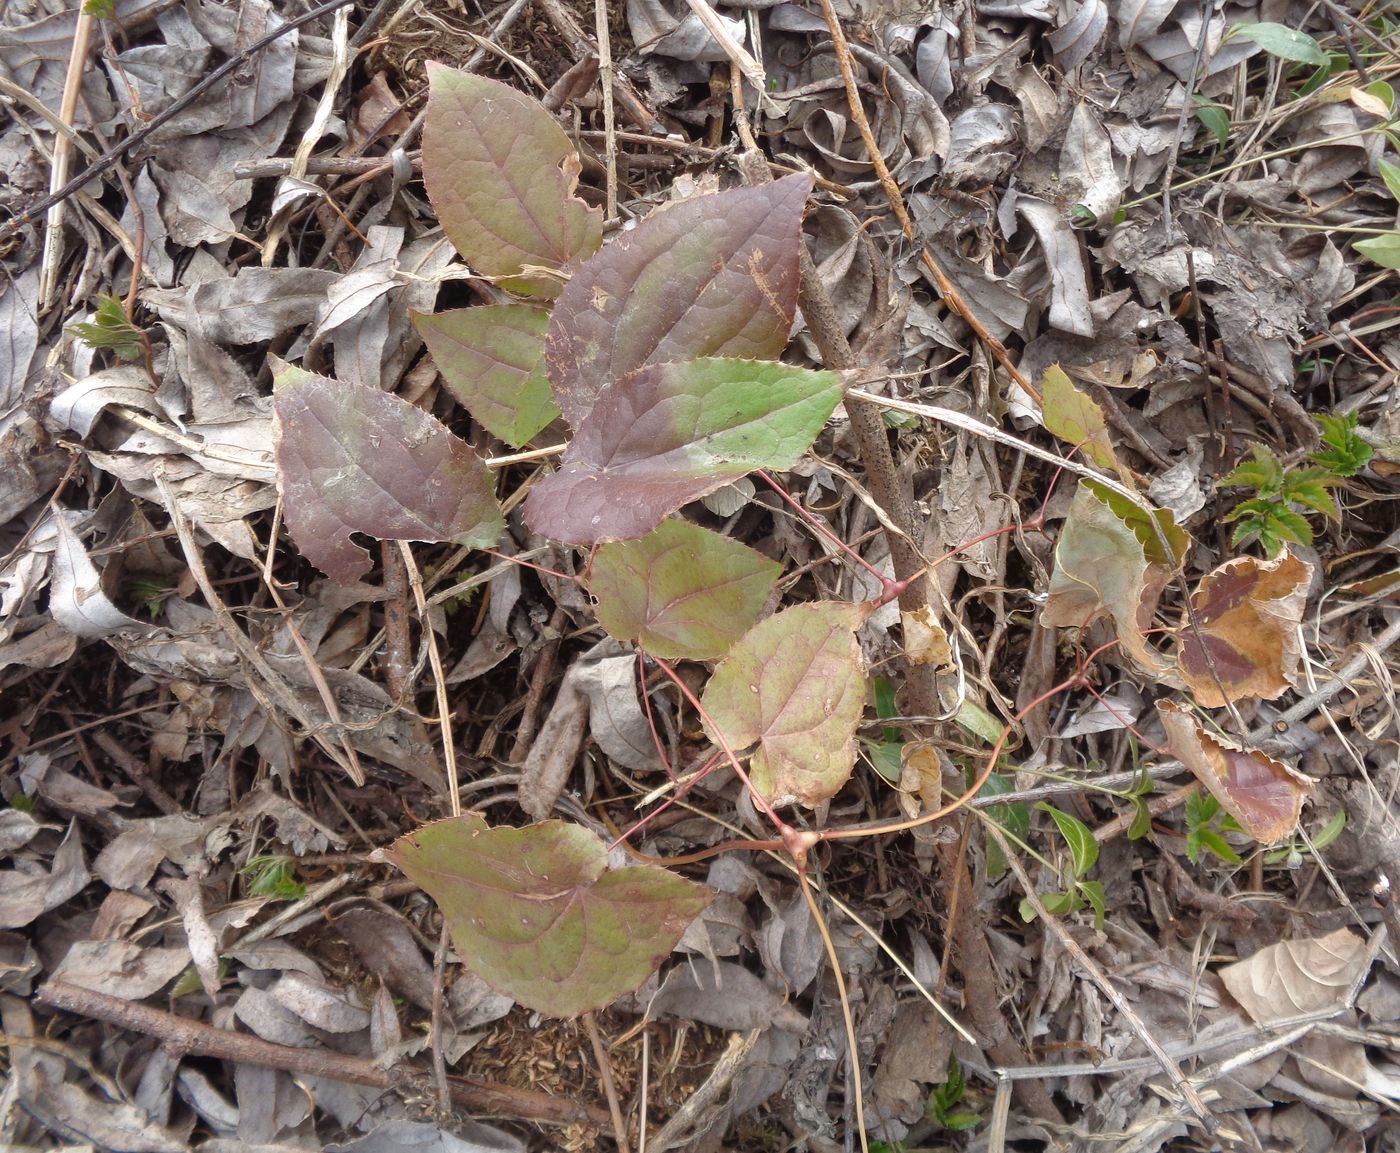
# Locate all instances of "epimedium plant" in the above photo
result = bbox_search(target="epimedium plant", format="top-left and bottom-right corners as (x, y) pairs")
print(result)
(269, 65), (1332, 1025)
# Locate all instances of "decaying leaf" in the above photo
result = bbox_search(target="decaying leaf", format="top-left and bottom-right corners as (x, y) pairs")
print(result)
(1220, 928), (1368, 1024)
(422, 65), (601, 298)
(701, 601), (871, 808)
(544, 174), (811, 427)
(413, 305), (558, 447)
(590, 518), (781, 660)
(523, 358), (842, 546)
(1041, 479), (1188, 676)
(1041, 363), (1120, 475)
(1157, 700), (1312, 843)
(385, 815), (711, 1017)
(1175, 549), (1312, 708)
(272, 364), (503, 583)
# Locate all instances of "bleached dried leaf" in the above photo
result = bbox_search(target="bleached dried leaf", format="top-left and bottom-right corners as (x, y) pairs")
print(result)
(1220, 929), (1369, 1024)
(52, 940), (190, 999)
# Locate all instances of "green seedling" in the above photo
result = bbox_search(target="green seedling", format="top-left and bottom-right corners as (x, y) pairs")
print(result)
(1018, 802), (1105, 929)
(67, 293), (146, 363)
(241, 854), (306, 901)
(1184, 791), (1243, 865)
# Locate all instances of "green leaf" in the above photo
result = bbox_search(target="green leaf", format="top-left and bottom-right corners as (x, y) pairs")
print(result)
(978, 771), (1028, 880)
(1233, 22), (1329, 66)
(523, 358), (843, 546)
(1311, 411), (1372, 476)
(1077, 879), (1107, 930)
(67, 293), (145, 362)
(589, 518), (781, 660)
(1355, 233), (1400, 269)
(955, 698), (1005, 746)
(1379, 158), (1400, 203)
(1195, 104), (1230, 147)
(422, 66), (601, 298)
(386, 814), (711, 1017)
(273, 364), (504, 583)
(1041, 364), (1120, 474)
(1127, 797), (1152, 840)
(1220, 443), (1285, 494)
(413, 305), (558, 447)
(1036, 802), (1099, 878)
(1192, 827), (1243, 865)
(1312, 808), (1347, 849)
(700, 601), (870, 808)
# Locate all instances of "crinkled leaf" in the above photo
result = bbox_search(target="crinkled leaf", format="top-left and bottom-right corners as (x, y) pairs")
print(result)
(544, 174), (811, 426)
(1176, 549), (1312, 707)
(1041, 480), (1189, 677)
(1042, 364), (1120, 475)
(273, 364), (503, 584)
(413, 305), (558, 446)
(523, 358), (842, 546)
(700, 601), (871, 808)
(1157, 701), (1312, 843)
(385, 814), (711, 1017)
(422, 65), (601, 298)
(590, 518), (780, 660)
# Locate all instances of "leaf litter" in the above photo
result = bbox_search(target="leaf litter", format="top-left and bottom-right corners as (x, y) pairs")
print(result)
(4, 2), (1400, 1152)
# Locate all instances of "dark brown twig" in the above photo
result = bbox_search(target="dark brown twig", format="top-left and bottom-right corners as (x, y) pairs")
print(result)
(36, 981), (611, 1129)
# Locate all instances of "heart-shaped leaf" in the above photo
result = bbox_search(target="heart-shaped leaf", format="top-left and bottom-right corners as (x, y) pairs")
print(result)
(590, 518), (781, 660)
(1175, 549), (1312, 708)
(544, 174), (811, 426)
(701, 601), (871, 808)
(1157, 700), (1312, 843)
(413, 305), (558, 447)
(523, 358), (842, 546)
(273, 364), (503, 583)
(385, 815), (711, 1017)
(1041, 479), (1189, 677)
(422, 65), (601, 298)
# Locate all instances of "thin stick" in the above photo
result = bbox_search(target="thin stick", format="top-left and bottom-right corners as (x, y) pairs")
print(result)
(36, 981), (610, 1129)
(398, 542), (460, 816)
(594, 0), (618, 221)
(40, 8), (94, 306)
(799, 871), (868, 1153)
(583, 1011), (631, 1153)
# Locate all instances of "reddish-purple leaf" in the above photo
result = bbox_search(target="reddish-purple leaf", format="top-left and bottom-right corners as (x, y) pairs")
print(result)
(413, 305), (558, 447)
(544, 174), (811, 427)
(1175, 549), (1312, 708)
(590, 518), (781, 660)
(700, 601), (872, 808)
(273, 365), (503, 583)
(1157, 700), (1312, 843)
(385, 815), (711, 1017)
(422, 65), (601, 299)
(523, 358), (842, 546)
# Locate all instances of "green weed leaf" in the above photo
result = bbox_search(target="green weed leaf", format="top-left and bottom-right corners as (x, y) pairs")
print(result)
(1036, 802), (1099, 878)
(1232, 22), (1328, 66)
(1041, 364), (1120, 475)
(1355, 233), (1400, 269)
(386, 814), (711, 1017)
(68, 294), (145, 362)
